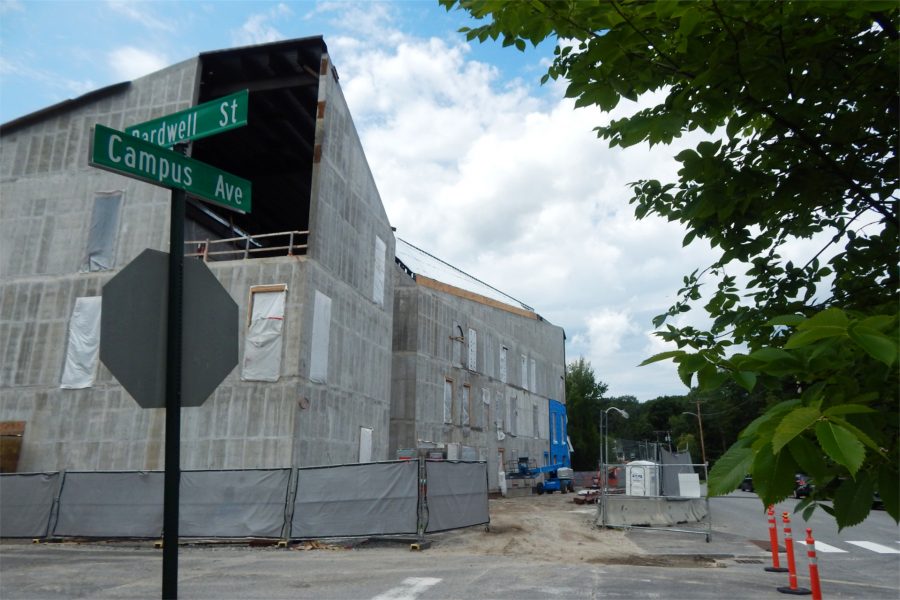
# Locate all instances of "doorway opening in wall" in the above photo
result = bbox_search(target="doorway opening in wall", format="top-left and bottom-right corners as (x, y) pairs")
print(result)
(0, 422), (25, 472)
(186, 37), (326, 261)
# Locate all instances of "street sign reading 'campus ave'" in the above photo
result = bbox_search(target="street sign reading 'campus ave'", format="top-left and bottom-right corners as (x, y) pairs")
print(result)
(124, 89), (248, 147)
(90, 123), (251, 213)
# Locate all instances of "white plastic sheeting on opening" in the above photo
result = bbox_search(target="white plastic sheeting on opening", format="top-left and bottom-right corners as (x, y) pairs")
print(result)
(60, 296), (102, 389)
(358, 427), (373, 463)
(241, 289), (286, 382)
(80, 191), (122, 272)
(373, 235), (386, 307)
(309, 290), (331, 383)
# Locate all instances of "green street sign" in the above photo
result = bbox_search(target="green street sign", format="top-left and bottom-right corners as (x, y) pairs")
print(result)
(90, 124), (251, 213)
(125, 89), (249, 147)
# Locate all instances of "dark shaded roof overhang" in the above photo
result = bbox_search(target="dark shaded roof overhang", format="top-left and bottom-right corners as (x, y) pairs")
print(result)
(191, 36), (328, 236)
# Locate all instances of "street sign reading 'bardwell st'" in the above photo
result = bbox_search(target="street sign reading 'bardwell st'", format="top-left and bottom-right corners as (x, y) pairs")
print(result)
(89, 124), (251, 213)
(124, 89), (249, 147)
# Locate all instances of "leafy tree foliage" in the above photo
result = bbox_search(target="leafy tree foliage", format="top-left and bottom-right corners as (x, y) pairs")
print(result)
(565, 358), (608, 470)
(442, 0), (898, 527)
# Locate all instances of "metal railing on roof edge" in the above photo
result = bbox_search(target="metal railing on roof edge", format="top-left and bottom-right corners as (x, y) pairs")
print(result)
(185, 230), (309, 261)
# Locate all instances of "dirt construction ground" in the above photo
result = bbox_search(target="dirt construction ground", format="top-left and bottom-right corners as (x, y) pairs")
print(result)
(429, 492), (635, 562)
(424, 492), (714, 568)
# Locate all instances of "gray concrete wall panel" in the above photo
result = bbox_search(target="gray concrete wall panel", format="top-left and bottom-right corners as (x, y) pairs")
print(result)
(388, 264), (566, 490)
(307, 54), (394, 300)
(1, 59), (197, 280)
(1, 47), (396, 474)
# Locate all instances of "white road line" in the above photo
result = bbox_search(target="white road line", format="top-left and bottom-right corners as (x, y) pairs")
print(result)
(372, 577), (442, 600)
(846, 541), (900, 554)
(814, 541), (847, 553)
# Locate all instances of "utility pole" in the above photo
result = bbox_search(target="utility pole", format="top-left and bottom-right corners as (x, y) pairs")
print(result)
(696, 399), (707, 467)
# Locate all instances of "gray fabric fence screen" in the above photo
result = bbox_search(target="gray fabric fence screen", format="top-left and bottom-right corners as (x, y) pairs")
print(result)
(0, 472), (60, 538)
(659, 448), (695, 496)
(54, 471), (164, 538)
(180, 469), (291, 538)
(290, 461), (418, 539)
(425, 461), (489, 533)
(3, 461), (488, 540)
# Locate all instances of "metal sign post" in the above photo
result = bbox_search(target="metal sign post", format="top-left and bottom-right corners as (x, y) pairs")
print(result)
(162, 181), (185, 600)
(90, 92), (250, 600)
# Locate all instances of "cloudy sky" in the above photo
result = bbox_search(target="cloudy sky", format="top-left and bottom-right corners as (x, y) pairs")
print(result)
(1, 0), (720, 400)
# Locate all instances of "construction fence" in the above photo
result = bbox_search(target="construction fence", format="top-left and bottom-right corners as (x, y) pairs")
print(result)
(0, 460), (489, 541)
(598, 448), (711, 541)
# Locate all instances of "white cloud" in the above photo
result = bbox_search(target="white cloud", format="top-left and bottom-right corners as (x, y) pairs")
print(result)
(318, 3), (722, 399)
(106, 0), (175, 31)
(232, 3), (293, 46)
(107, 46), (168, 81)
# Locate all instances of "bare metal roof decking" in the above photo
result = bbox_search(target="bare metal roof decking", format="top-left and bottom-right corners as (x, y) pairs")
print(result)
(395, 238), (538, 319)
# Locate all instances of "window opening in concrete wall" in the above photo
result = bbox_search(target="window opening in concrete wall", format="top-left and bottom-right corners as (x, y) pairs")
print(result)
(533, 401), (539, 438)
(373, 235), (386, 307)
(443, 379), (454, 424)
(521, 354), (528, 390)
(499, 346), (508, 383)
(358, 427), (373, 463)
(60, 296), (102, 389)
(480, 388), (490, 430)
(467, 328), (477, 371)
(241, 284), (287, 382)
(530, 358), (537, 392)
(451, 323), (464, 367)
(508, 394), (518, 436)
(309, 290), (332, 383)
(485, 335), (494, 378)
(461, 384), (471, 427)
(494, 391), (504, 430)
(80, 192), (122, 272)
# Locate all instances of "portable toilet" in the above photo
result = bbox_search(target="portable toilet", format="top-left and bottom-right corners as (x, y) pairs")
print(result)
(626, 461), (660, 496)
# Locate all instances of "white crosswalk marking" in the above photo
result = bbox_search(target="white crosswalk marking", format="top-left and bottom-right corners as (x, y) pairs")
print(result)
(814, 541), (847, 553)
(846, 541), (900, 554)
(372, 577), (442, 600)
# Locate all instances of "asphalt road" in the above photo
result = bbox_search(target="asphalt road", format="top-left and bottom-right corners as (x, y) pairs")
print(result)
(697, 491), (900, 598)
(1, 493), (897, 600)
(0, 542), (851, 600)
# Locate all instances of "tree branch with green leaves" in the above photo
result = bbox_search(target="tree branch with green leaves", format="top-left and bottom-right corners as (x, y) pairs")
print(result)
(441, 0), (898, 528)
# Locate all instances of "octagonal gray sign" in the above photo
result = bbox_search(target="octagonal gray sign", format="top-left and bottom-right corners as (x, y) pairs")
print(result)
(100, 249), (238, 408)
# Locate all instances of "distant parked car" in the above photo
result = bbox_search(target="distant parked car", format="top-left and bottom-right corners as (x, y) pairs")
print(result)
(739, 475), (754, 492)
(872, 491), (884, 510)
(794, 474), (813, 498)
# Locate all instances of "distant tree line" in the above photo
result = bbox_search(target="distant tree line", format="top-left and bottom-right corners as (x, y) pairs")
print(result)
(565, 358), (767, 472)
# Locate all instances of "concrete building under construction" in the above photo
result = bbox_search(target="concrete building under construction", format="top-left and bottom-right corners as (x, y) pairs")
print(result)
(0, 36), (567, 490)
